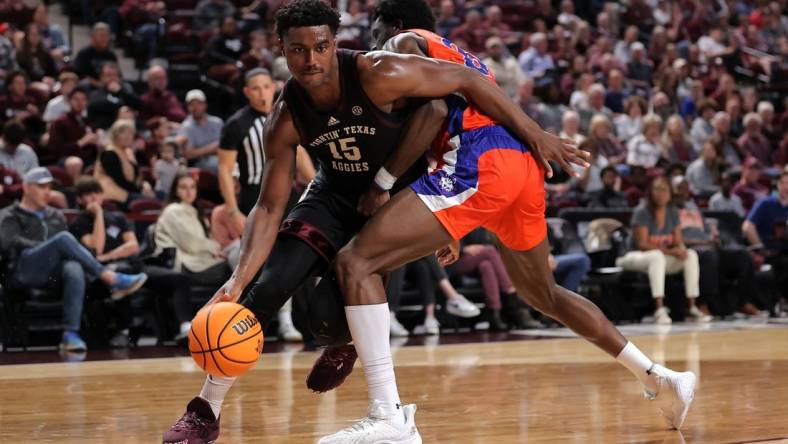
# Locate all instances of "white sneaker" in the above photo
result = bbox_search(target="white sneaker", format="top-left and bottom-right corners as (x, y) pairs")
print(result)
(278, 315), (303, 342)
(317, 400), (422, 444)
(687, 305), (712, 323)
(654, 307), (672, 324)
(390, 312), (410, 337)
(446, 294), (481, 318)
(645, 364), (697, 430)
(423, 317), (440, 335)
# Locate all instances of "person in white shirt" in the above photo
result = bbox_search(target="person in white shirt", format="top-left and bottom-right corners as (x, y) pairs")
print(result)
(481, 36), (523, 99)
(559, 110), (586, 145)
(518, 32), (554, 80)
(627, 114), (664, 168)
(615, 96), (646, 142)
(43, 71), (80, 123)
(708, 171), (745, 218)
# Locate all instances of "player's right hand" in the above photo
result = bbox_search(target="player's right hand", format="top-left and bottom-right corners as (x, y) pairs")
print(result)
(531, 131), (590, 179)
(357, 186), (390, 217)
(206, 276), (244, 307)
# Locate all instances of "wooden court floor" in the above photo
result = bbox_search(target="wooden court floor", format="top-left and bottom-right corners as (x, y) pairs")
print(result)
(1, 328), (787, 443)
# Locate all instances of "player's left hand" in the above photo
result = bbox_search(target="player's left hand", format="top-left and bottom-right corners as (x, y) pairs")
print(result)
(436, 240), (460, 266)
(531, 131), (590, 179)
(357, 186), (390, 217)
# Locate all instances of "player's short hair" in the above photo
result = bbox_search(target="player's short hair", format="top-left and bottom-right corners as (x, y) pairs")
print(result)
(373, 0), (436, 32)
(275, 0), (341, 39)
(245, 68), (272, 85)
(74, 177), (104, 197)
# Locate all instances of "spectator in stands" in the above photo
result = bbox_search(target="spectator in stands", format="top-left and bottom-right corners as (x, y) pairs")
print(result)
(615, 176), (706, 324)
(16, 24), (57, 83)
(738, 112), (773, 166)
(153, 140), (182, 200)
(43, 71), (79, 123)
(0, 23), (17, 80)
(742, 170), (788, 304)
(604, 69), (628, 114)
(587, 165), (628, 208)
(47, 87), (100, 166)
(0, 120), (38, 175)
(578, 83), (612, 133)
(710, 111), (742, 169)
(690, 99), (718, 153)
(725, 96), (744, 140)
(0, 0), (35, 30)
(626, 42), (653, 94)
(614, 96), (646, 143)
(572, 139), (608, 195)
(614, 25), (639, 65)
(204, 16), (245, 86)
(679, 79), (705, 122)
(32, 4), (69, 56)
(662, 115), (695, 164)
(69, 178), (193, 346)
(550, 252), (591, 294)
(87, 62), (141, 130)
(435, 0), (460, 38)
(559, 110), (585, 145)
(240, 30), (274, 72)
(733, 157), (769, 213)
(685, 141), (721, 199)
(481, 37), (522, 99)
(650, 92), (675, 126)
(94, 119), (155, 207)
(194, 0), (237, 32)
(139, 116), (173, 167)
(450, 10), (486, 54)
(570, 72), (594, 110)
(757, 101), (779, 148)
(627, 114), (665, 169)
(177, 89), (223, 172)
(72, 23), (117, 82)
(588, 114), (626, 166)
(709, 171), (745, 218)
(155, 173), (232, 288)
(516, 78), (543, 124)
(0, 167), (146, 351)
(0, 70), (40, 128)
(518, 32), (555, 84)
(0, 164), (22, 207)
(140, 65), (186, 123)
(672, 175), (755, 318)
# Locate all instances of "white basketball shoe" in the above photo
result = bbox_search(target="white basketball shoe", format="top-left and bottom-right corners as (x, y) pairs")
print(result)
(317, 400), (422, 444)
(645, 364), (697, 429)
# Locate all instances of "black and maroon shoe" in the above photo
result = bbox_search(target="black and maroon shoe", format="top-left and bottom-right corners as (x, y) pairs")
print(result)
(162, 397), (220, 444)
(306, 344), (358, 393)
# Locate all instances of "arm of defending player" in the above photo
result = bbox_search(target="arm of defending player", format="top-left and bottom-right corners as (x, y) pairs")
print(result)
(357, 99), (448, 216)
(365, 52), (589, 177)
(211, 101), (299, 304)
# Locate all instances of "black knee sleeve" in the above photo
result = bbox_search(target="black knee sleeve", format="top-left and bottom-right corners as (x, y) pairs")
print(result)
(307, 271), (352, 346)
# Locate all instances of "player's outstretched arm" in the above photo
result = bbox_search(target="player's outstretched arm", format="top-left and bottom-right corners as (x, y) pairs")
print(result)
(357, 98), (448, 216)
(211, 100), (299, 304)
(363, 52), (589, 177)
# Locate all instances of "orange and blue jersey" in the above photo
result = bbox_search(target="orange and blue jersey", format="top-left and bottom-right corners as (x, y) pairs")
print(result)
(405, 29), (547, 251)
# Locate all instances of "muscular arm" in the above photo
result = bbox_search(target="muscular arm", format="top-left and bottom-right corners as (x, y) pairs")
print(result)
(360, 51), (588, 175)
(230, 100), (299, 290)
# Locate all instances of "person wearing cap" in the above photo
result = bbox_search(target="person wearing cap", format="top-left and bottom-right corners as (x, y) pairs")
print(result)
(733, 157), (769, 213)
(481, 36), (523, 99)
(43, 71), (80, 123)
(0, 167), (147, 352)
(176, 89), (224, 173)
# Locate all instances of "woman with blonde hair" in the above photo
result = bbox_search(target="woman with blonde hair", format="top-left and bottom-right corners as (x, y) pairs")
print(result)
(626, 114), (665, 168)
(94, 119), (154, 207)
(588, 113), (626, 165)
(662, 115), (695, 164)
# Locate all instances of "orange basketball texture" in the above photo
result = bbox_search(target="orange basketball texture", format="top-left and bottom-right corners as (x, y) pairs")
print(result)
(189, 302), (264, 377)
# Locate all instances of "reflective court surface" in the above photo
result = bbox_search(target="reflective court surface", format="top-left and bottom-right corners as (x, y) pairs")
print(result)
(1, 325), (788, 443)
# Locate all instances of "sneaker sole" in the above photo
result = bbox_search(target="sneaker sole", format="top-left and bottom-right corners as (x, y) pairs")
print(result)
(111, 275), (148, 301)
(446, 306), (481, 318)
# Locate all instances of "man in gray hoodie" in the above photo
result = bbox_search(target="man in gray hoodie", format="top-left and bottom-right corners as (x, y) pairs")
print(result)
(0, 167), (147, 351)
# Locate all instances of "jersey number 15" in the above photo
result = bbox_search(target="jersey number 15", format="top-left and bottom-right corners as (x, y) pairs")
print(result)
(327, 137), (361, 161)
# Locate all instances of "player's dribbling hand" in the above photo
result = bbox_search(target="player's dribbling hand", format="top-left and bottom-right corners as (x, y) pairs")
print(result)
(532, 131), (590, 179)
(206, 276), (244, 306)
(357, 186), (390, 217)
(436, 240), (460, 266)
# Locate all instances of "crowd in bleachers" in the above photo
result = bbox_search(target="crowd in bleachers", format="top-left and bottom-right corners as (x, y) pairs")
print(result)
(0, 0), (786, 353)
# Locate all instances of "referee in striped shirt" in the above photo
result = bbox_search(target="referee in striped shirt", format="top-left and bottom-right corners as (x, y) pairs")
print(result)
(218, 68), (316, 233)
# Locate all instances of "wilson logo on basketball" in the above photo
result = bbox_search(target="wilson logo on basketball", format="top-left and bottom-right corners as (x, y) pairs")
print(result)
(232, 315), (259, 335)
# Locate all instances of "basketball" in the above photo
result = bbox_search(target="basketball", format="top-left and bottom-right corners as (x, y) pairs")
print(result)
(189, 302), (264, 377)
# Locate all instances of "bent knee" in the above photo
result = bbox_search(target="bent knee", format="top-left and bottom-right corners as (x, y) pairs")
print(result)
(334, 248), (370, 283)
(61, 260), (84, 278)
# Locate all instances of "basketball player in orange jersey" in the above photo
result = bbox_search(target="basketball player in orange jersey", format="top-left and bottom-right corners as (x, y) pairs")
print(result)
(162, 0), (587, 442)
(312, 0), (698, 442)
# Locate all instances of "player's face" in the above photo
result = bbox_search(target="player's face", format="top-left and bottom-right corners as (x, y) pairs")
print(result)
(282, 25), (337, 88)
(369, 17), (398, 51)
(244, 73), (275, 113)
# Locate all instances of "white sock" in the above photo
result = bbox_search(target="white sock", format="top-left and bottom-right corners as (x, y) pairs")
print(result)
(616, 341), (658, 394)
(345, 303), (404, 425)
(278, 310), (293, 329)
(198, 374), (236, 419)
